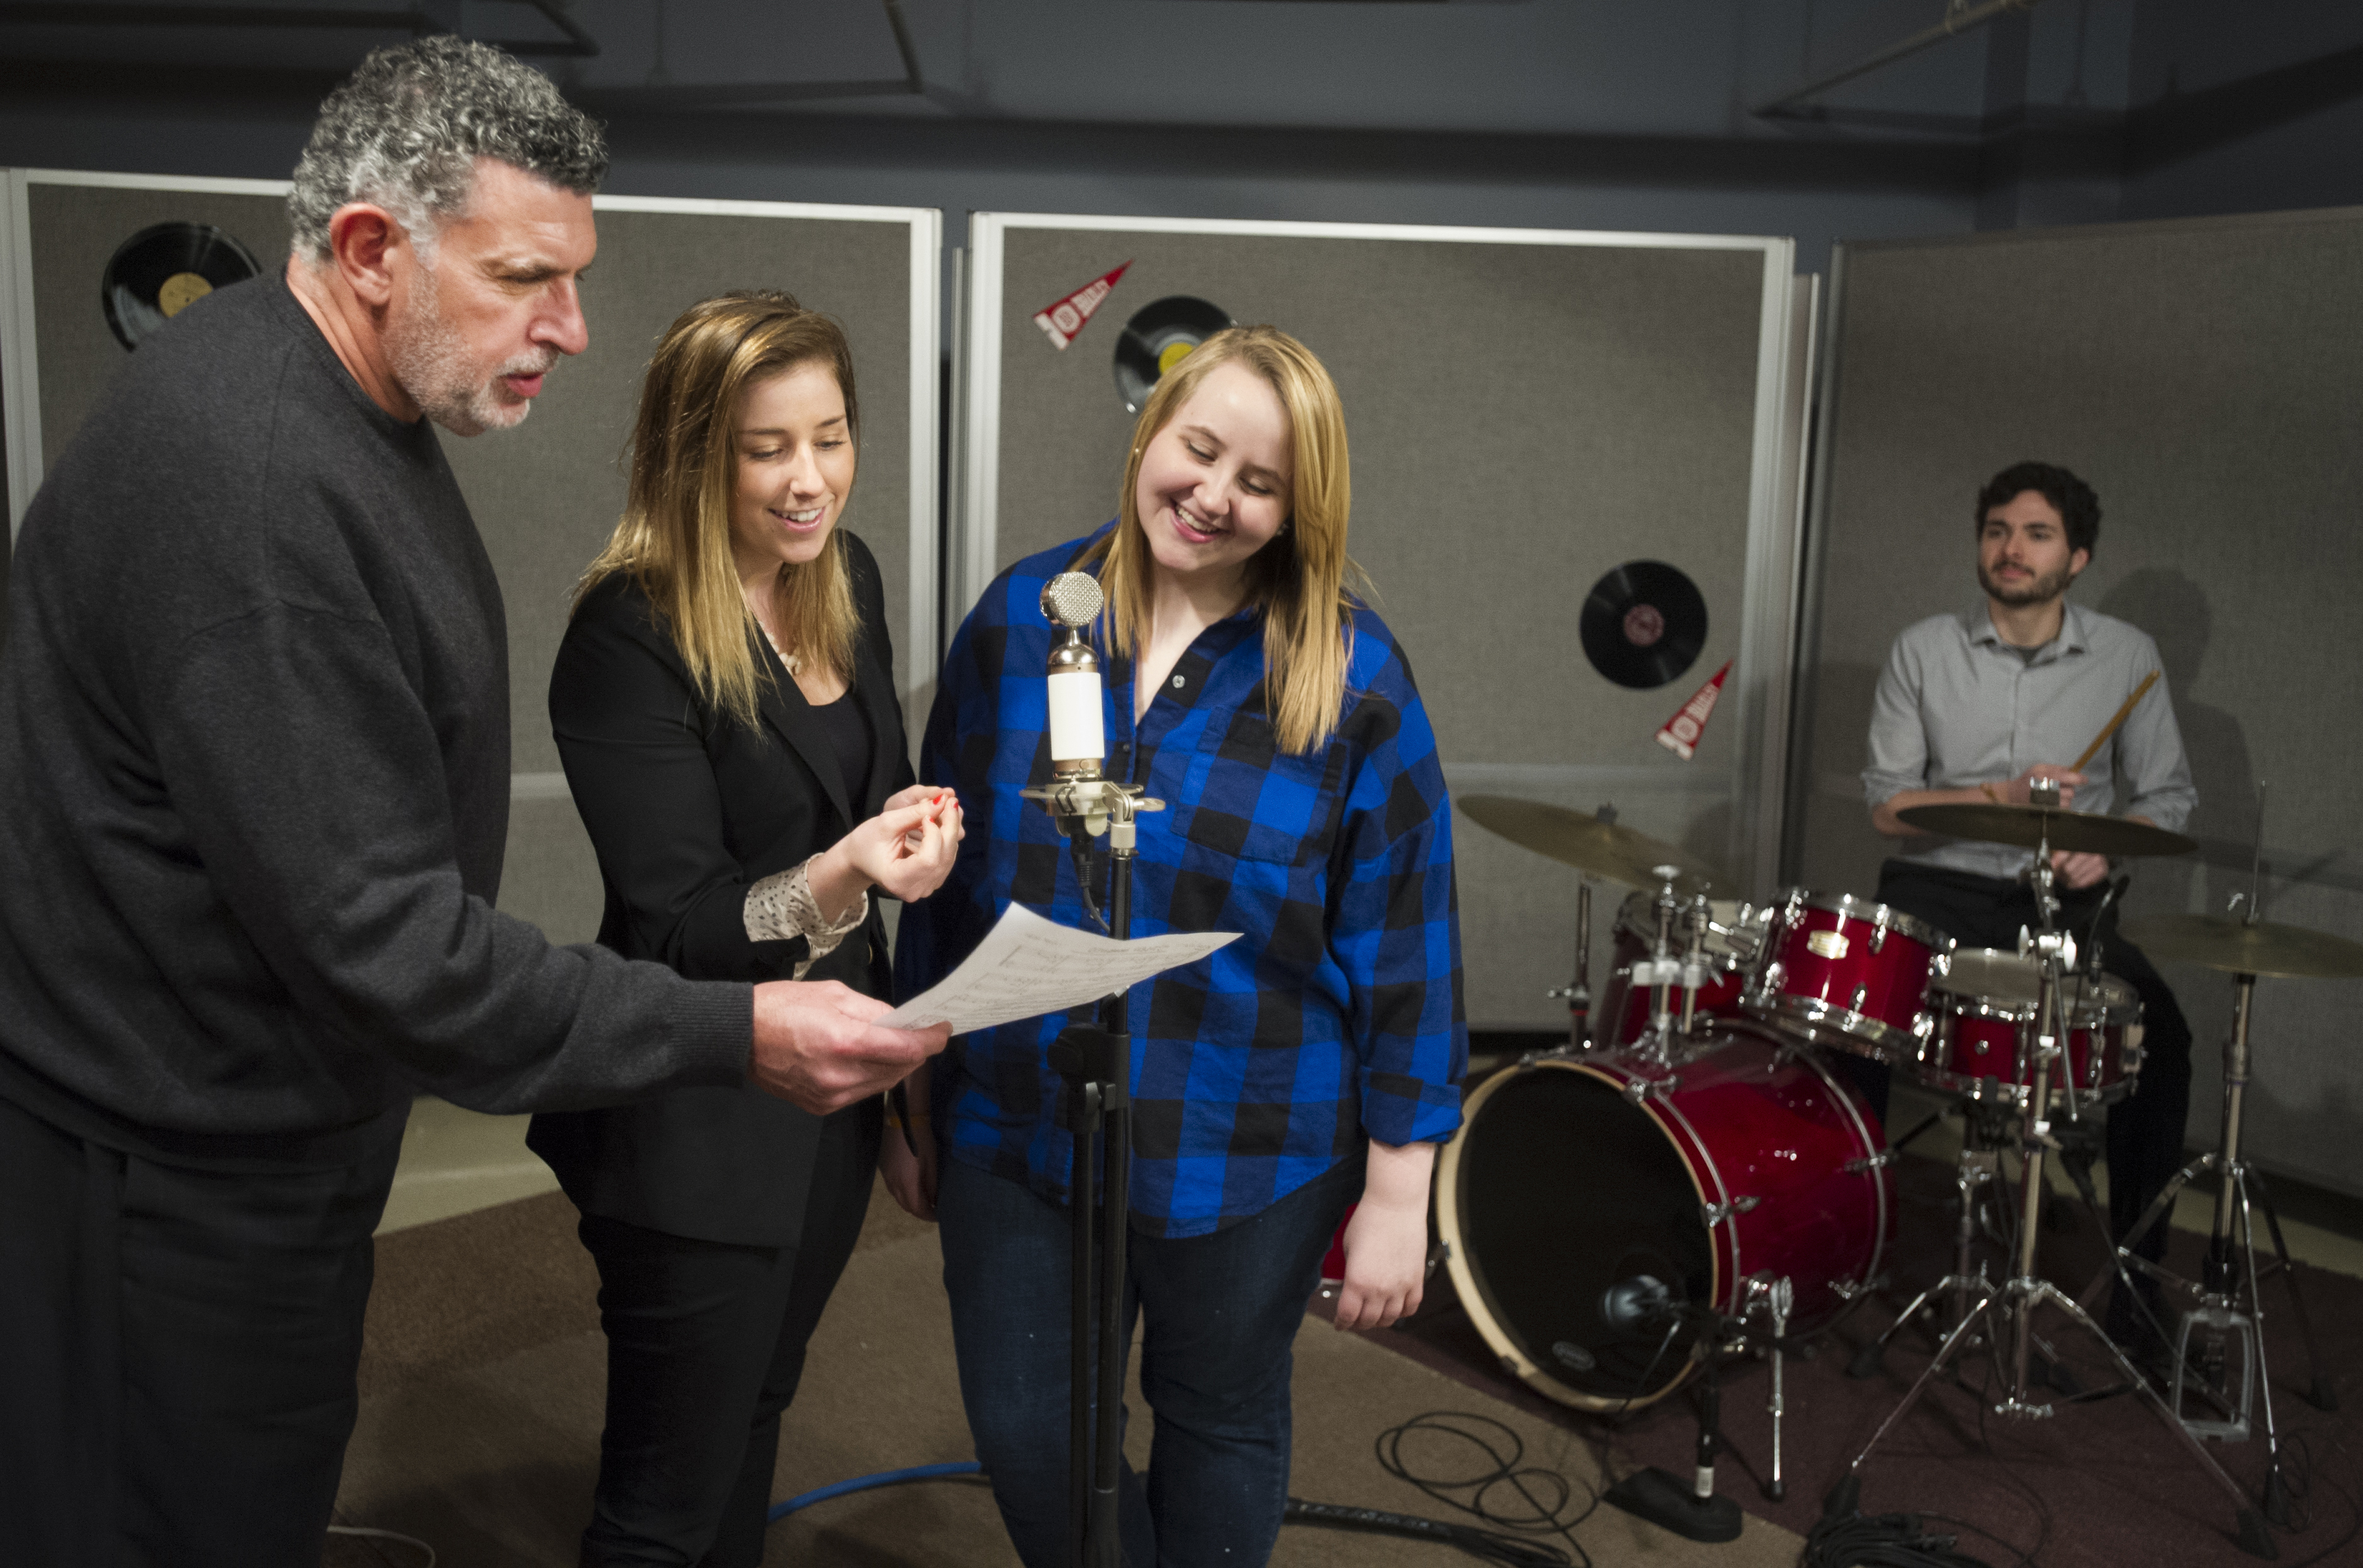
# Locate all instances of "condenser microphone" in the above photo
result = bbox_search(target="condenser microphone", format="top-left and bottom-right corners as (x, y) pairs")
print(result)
(1042, 572), (1106, 779)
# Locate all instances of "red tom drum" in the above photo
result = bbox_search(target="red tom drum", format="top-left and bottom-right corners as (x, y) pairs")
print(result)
(1740, 889), (1950, 1063)
(1914, 949), (2145, 1111)
(1436, 1028), (1893, 1411)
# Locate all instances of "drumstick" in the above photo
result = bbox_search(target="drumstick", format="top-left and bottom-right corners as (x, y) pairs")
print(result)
(2069, 670), (2159, 774)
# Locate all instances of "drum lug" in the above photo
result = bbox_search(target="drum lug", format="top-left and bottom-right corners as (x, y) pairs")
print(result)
(1870, 916), (1890, 954)
(1624, 1074), (1680, 1103)
(1701, 1195), (1761, 1229)
(1827, 1273), (1886, 1302)
(1844, 1150), (1897, 1175)
(1850, 983), (1870, 1012)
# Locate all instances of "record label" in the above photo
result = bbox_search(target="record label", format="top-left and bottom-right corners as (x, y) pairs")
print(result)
(1581, 561), (1706, 690)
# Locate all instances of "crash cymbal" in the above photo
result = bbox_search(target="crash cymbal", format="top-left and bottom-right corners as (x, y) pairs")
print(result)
(1895, 802), (2196, 860)
(2118, 915), (2363, 980)
(1457, 795), (1718, 893)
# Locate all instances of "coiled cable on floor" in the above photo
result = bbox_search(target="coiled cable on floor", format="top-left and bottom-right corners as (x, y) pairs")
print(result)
(1365, 1410), (1599, 1568)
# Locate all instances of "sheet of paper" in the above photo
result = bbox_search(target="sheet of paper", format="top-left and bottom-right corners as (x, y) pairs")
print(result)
(880, 903), (1239, 1035)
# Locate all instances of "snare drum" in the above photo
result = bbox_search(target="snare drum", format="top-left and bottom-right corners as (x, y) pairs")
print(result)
(1740, 890), (1951, 1062)
(1915, 949), (2145, 1110)
(1590, 892), (1767, 1047)
(1437, 1028), (1893, 1411)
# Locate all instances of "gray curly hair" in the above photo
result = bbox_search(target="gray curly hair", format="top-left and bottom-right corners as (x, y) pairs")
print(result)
(288, 37), (606, 262)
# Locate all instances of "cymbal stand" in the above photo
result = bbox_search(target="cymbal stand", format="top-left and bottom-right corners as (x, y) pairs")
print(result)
(2080, 790), (2337, 1523)
(1546, 876), (1595, 1051)
(1832, 801), (2272, 1559)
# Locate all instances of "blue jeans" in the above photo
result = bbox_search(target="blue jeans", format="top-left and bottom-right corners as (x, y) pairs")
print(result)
(937, 1154), (1358, 1568)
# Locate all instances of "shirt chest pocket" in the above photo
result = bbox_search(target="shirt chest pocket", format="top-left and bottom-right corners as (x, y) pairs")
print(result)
(1174, 710), (1346, 867)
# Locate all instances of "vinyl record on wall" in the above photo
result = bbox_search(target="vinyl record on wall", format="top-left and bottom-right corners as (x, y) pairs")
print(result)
(1113, 295), (1233, 414)
(102, 222), (262, 350)
(1580, 560), (1707, 689)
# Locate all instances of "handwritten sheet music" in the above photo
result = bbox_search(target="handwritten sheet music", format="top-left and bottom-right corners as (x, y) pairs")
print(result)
(879, 904), (1239, 1036)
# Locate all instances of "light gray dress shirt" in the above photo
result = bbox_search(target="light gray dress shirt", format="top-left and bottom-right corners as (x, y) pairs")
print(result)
(1862, 599), (2197, 881)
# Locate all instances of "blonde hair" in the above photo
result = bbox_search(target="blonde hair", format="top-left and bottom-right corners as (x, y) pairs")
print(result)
(577, 291), (861, 732)
(1079, 325), (1361, 755)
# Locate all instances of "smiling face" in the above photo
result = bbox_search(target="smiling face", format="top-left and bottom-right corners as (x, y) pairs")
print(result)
(728, 361), (855, 582)
(382, 157), (595, 436)
(1131, 359), (1295, 594)
(1977, 488), (2089, 608)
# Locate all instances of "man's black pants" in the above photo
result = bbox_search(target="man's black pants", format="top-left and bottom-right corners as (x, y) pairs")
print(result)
(0, 1091), (399, 1567)
(1837, 860), (2196, 1283)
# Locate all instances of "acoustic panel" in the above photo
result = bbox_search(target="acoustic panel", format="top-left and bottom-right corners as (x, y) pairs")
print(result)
(1793, 208), (2363, 1193)
(2, 172), (940, 952)
(962, 215), (1805, 1030)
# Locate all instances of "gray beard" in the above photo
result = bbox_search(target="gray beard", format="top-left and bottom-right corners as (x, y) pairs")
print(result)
(384, 266), (548, 437)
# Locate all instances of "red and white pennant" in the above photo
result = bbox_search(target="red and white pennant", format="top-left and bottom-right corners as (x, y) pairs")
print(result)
(1654, 660), (1730, 761)
(1032, 261), (1131, 349)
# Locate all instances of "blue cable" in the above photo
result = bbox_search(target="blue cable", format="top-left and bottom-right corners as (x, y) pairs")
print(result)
(767, 1461), (984, 1521)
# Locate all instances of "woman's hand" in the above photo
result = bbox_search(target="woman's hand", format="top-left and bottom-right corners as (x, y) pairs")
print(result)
(878, 1102), (939, 1222)
(809, 790), (964, 916)
(1333, 1139), (1436, 1332)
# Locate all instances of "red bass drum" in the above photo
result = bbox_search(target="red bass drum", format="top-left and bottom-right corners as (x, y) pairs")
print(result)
(1436, 1029), (1893, 1411)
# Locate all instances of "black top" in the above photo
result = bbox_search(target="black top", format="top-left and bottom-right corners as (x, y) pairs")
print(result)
(0, 276), (752, 1171)
(811, 690), (876, 819)
(527, 544), (912, 1247)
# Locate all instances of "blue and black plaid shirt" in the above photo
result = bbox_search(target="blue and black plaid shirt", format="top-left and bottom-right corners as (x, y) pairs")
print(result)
(895, 531), (1467, 1238)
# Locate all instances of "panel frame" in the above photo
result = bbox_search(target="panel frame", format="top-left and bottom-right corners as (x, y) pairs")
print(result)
(1, 172), (945, 684)
(958, 210), (1806, 894)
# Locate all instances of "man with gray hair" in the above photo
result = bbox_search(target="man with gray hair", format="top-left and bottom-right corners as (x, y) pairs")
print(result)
(0, 38), (945, 1565)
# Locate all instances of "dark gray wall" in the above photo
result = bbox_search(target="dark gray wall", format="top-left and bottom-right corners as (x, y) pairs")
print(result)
(1793, 208), (2363, 1194)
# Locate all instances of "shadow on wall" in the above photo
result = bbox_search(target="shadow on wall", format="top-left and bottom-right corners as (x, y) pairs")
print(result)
(2096, 568), (2257, 917)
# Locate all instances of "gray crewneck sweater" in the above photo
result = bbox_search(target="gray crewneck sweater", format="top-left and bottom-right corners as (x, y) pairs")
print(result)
(0, 274), (750, 1170)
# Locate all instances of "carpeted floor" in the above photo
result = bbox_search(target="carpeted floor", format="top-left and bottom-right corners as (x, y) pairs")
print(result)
(330, 1132), (2363, 1567)
(330, 1181), (1802, 1567)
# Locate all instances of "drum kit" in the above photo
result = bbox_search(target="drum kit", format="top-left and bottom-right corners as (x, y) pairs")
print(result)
(1443, 786), (2363, 1557)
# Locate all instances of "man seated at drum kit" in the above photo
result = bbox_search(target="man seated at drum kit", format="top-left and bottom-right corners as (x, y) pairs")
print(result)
(1858, 460), (2196, 1351)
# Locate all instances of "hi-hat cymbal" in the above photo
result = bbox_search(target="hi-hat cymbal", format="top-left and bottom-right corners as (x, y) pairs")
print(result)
(1895, 802), (2197, 859)
(1457, 795), (1718, 892)
(2118, 915), (2363, 980)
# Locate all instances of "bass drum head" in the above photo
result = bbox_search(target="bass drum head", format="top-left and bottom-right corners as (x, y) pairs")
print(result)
(1440, 1060), (1710, 1410)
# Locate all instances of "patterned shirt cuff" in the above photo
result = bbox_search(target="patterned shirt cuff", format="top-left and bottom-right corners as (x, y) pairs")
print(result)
(744, 855), (868, 980)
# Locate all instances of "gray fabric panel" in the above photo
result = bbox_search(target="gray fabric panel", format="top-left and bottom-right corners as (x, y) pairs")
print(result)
(495, 793), (605, 948)
(27, 184), (291, 471)
(1799, 210), (2363, 1193)
(990, 228), (1771, 1029)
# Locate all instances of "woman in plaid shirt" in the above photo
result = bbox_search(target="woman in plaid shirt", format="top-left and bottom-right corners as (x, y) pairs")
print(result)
(891, 327), (1467, 1567)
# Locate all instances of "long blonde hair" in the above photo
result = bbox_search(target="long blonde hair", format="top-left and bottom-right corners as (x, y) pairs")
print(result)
(1079, 325), (1360, 755)
(577, 291), (862, 731)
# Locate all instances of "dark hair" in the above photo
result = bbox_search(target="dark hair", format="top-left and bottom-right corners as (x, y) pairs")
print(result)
(1977, 461), (2100, 556)
(289, 37), (606, 261)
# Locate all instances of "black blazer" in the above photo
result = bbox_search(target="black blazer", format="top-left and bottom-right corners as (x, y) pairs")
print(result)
(526, 531), (913, 1248)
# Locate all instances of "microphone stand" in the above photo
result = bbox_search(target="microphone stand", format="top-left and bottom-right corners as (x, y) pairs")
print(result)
(1022, 582), (1163, 1568)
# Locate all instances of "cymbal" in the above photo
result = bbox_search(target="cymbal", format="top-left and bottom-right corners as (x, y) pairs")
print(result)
(1895, 802), (2197, 859)
(2119, 915), (2363, 980)
(1457, 795), (1718, 893)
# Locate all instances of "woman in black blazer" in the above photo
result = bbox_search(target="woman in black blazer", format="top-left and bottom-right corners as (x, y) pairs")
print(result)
(529, 292), (961, 1568)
